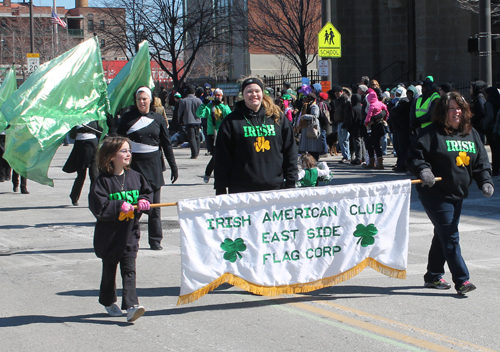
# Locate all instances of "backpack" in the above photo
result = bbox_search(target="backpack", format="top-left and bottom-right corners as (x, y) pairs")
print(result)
(318, 101), (331, 126)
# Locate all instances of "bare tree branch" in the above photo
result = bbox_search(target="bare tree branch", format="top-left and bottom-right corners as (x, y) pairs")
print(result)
(454, 0), (500, 24)
(94, 0), (244, 89)
(247, 0), (320, 77)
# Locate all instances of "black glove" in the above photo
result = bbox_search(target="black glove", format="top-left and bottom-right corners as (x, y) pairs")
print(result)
(419, 168), (435, 187)
(170, 167), (178, 184)
(482, 183), (494, 197)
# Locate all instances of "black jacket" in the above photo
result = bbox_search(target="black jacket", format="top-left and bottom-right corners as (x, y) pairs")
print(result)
(117, 109), (177, 190)
(407, 123), (492, 200)
(214, 101), (298, 194)
(89, 169), (153, 263)
(390, 97), (411, 134)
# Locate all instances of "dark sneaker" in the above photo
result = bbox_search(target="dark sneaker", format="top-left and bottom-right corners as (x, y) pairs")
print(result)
(457, 281), (476, 295)
(424, 278), (451, 289)
(203, 175), (210, 183)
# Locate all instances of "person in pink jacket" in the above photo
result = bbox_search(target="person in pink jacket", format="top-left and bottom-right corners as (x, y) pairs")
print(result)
(363, 89), (389, 169)
(364, 90), (389, 127)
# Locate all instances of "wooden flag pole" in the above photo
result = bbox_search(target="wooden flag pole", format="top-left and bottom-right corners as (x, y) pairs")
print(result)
(411, 177), (442, 184)
(133, 202), (178, 209)
(132, 178), (442, 209)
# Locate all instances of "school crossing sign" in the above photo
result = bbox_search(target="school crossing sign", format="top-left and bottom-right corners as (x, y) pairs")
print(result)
(318, 22), (341, 58)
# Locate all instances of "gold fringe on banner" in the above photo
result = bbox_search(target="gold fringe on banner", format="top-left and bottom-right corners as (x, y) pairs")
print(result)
(177, 258), (406, 305)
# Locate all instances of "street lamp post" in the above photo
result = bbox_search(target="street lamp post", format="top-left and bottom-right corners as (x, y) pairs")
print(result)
(479, 0), (492, 86)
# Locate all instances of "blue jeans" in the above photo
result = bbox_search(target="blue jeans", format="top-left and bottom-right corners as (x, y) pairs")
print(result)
(337, 123), (350, 160)
(321, 129), (328, 155)
(419, 195), (469, 290)
(381, 133), (387, 155)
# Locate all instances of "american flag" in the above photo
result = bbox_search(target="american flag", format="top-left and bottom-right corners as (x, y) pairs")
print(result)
(51, 11), (67, 28)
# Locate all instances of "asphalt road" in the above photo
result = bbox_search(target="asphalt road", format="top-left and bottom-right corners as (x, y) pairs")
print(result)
(1, 145), (499, 352)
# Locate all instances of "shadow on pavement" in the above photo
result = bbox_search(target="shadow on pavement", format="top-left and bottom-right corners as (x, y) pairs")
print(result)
(0, 313), (131, 327)
(0, 205), (74, 212)
(0, 222), (95, 230)
(1, 248), (95, 256)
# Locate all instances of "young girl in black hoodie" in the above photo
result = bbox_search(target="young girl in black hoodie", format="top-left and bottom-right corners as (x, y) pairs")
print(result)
(89, 136), (153, 322)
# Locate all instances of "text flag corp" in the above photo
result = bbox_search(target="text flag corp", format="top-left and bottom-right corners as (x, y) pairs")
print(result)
(177, 180), (411, 305)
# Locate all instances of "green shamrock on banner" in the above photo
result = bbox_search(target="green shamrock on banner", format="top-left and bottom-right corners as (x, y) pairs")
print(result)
(220, 238), (247, 263)
(353, 224), (378, 247)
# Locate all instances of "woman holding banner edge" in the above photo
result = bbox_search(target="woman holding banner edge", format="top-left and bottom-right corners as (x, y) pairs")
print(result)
(407, 91), (493, 295)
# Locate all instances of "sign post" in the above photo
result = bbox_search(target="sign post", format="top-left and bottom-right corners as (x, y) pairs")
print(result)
(27, 53), (40, 74)
(318, 21), (341, 92)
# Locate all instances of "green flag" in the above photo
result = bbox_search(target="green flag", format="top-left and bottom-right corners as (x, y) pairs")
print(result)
(0, 65), (18, 133)
(1, 36), (109, 186)
(107, 40), (154, 117)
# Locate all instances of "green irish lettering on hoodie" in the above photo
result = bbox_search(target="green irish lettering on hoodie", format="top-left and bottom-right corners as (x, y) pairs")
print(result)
(445, 140), (476, 154)
(109, 190), (140, 204)
(243, 125), (276, 138)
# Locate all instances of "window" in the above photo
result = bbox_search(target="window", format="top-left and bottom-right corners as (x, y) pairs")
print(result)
(101, 39), (105, 48)
(100, 20), (105, 29)
(88, 19), (94, 31)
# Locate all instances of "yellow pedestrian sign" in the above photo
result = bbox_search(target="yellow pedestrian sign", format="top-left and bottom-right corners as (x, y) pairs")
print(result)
(318, 22), (341, 58)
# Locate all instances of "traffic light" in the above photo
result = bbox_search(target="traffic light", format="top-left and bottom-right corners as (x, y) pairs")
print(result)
(493, 37), (500, 52)
(468, 37), (479, 53)
(468, 36), (500, 53)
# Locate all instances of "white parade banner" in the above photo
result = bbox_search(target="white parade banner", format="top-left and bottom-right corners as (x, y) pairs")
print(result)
(177, 180), (411, 305)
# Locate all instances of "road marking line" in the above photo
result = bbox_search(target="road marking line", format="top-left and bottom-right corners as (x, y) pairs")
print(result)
(256, 299), (426, 351)
(288, 301), (455, 352)
(312, 300), (497, 352)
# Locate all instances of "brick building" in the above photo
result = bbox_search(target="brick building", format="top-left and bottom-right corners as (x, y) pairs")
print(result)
(0, 0), (125, 77)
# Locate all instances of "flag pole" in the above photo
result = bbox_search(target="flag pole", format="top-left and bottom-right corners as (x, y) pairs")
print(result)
(53, 0), (59, 55)
(129, 178), (443, 209)
(411, 177), (442, 184)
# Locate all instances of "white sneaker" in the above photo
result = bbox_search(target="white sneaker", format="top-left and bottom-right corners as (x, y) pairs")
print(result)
(127, 305), (145, 322)
(105, 303), (123, 317)
(203, 175), (210, 183)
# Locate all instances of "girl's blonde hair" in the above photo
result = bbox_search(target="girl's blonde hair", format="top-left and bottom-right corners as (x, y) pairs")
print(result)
(299, 153), (316, 169)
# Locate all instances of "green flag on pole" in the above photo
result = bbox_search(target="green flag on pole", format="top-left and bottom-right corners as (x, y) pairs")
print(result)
(0, 65), (18, 133)
(107, 40), (154, 117)
(1, 36), (109, 186)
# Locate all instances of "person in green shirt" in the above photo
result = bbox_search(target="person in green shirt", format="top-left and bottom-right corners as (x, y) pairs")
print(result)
(196, 88), (232, 183)
(297, 153), (332, 187)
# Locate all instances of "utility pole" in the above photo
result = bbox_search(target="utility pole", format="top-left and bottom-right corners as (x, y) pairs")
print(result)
(320, 0), (333, 84)
(29, 0), (34, 53)
(479, 0), (492, 86)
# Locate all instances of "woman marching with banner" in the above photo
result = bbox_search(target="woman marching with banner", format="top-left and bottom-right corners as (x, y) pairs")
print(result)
(407, 91), (493, 295)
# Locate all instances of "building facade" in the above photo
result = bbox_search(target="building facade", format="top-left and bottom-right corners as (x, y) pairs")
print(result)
(327, 0), (500, 86)
(0, 0), (125, 79)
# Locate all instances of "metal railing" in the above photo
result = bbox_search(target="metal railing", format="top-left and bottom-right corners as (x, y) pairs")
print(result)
(67, 29), (84, 37)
